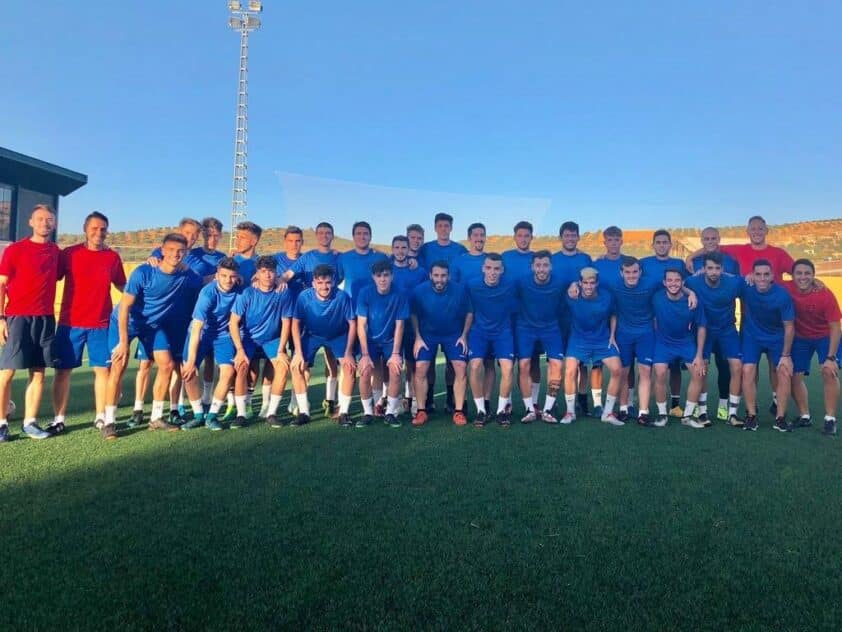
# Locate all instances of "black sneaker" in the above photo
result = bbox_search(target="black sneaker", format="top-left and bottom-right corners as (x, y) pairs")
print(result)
(168, 410), (185, 427)
(637, 413), (651, 427)
(0, 424), (10, 442)
(473, 411), (487, 428)
(127, 410), (144, 428)
(795, 415), (812, 428)
(267, 415), (284, 429)
(823, 418), (837, 436)
(743, 414), (758, 431)
(773, 417), (792, 433)
(290, 413), (310, 427)
(385, 414), (401, 428)
(697, 413), (712, 427)
(339, 413), (353, 428)
(617, 410), (629, 423)
(355, 414), (373, 428)
(231, 416), (248, 429)
(46, 421), (66, 435)
(497, 411), (511, 428)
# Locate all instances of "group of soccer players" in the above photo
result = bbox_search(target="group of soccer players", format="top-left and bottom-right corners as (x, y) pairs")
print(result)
(0, 205), (839, 443)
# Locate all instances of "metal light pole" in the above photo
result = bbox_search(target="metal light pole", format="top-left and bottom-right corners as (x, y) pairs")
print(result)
(228, 1), (262, 251)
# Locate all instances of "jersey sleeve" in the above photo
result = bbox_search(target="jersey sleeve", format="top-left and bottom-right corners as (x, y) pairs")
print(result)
(780, 292), (795, 322)
(396, 294), (410, 321)
(823, 290), (842, 323)
(281, 290), (296, 319)
(693, 302), (707, 328)
(111, 252), (127, 287)
(124, 265), (148, 297)
(191, 287), (213, 322)
(293, 292), (307, 320)
(341, 292), (355, 321)
(150, 247), (163, 259)
(355, 288), (370, 319)
(231, 290), (249, 317)
(0, 242), (16, 277)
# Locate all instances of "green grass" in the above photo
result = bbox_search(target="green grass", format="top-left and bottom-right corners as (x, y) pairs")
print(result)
(1, 360), (840, 630)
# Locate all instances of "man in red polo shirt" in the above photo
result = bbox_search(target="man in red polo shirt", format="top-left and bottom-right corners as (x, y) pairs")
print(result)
(51, 211), (126, 438)
(0, 204), (62, 441)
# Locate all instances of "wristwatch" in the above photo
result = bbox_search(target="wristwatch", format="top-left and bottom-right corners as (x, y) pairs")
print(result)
(826, 355), (837, 362)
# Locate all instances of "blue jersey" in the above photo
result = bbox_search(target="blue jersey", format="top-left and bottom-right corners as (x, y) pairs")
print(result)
(419, 240), (468, 271)
(515, 274), (566, 330)
(501, 249), (533, 280)
(614, 277), (661, 336)
(188, 247), (225, 279)
(685, 274), (742, 333)
(392, 264), (427, 298)
(125, 264), (202, 327)
(551, 252), (594, 287)
(466, 277), (518, 336)
(289, 250), (341, 287)
(232, 286), (295, 344)
(640, 256), (688, 281)
(451, 253), (485, 284)
(652, 291), (706, 345)
(411, 281), (472, 339)
(566, 290), (615, 342)
(294, 288), (355, 339)
(337, 249), (389, 303)
(274, 252), (306, 299)
(192, 282), (241, 340)
(692, 253), (740, 276)
(234, 253), (259, 283)
(356, 285), (410, 346)
(592, 257), (623, 291)
(740, 283), (795, 339)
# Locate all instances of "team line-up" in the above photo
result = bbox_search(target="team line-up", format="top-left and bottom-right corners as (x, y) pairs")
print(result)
(0, 206), (839, 442)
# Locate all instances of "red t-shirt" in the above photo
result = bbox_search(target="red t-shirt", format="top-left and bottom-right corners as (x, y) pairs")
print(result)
(720, 243), (795, 283)
(0, 238), (62, 316)
(782, 281), (842, 339)
(59, 244), (127, 328)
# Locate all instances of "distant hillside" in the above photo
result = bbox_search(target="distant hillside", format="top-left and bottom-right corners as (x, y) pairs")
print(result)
(58, 218), (842, 274)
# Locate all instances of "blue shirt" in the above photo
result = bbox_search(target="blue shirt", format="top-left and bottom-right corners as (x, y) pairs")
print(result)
(125, 264), (202, 327)
(614, 277), (661, 336)
(685, 274), (742, 332)
(356, 285), (410, 346)
(501, 249), (533, 280)
(231, 286), (295, 345)
(411, 281), (472, 339)
(740, 283), (795, 339)
(551, 252), (594, 287)
(692, 253), (740, 276)
(392, 264), (427, 298)
(466, 277), (518, 336)
(592, 257), (624, 291)
(515, 274), (567, 330)
(337, 249), (389, 303)
(192, 282), (241, 340)
(234, 253), (259, 283)
(188, 247), (225, 279)
(289, 250), (341, 286)
(451, 253), (486, 284)
(566, 290), (615, 342)
(274, 252), (306, 298)
(294, 288), (355, 339)
(652, 291), (706, 345)
(640, 256), (688, 281)
(418, 240), (468, 271)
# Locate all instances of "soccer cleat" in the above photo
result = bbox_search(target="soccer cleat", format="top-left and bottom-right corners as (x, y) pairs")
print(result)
(823, 418), (837, 436)
(221, 404), (237, 422)
(717, 406), (729, 421)
(452, 411), (468, 426)
(0, 425), (10, 442)
(22, 423), (51, 440)
(473, 411), (487, 428)
(230, 416), (248, 429)
(560, 412), (576, 425)
(497, 411), (512, 428)
(355, 414), (373, 429)
(728, 414), (744, 427)
(205, 415), (224, 431)
(46, 421), (66, 435)
(266, 415), (284, 429)
(290, 413), (310, 427)
(180, 414), (205, 430)
(697, 413), (712, 427)
(617, 410), (630, 423)
(339, 413), (353, 428)
(681, 416), (705, 429)
(769, 400), (778, 416)
(168, 410), (185, 427)
(773, 417), (792, 433)
(795, 416), (812, 428)
(411, 410), (428, 427)
(100, 423), (118, 440)
(93, 418), (105, 431)
(148, 418), (180, 432)
(540, 410), (558, 424)
(743, 415), (758, 431)
(669, 405), (684, 417)
(653, 415), (668, 428)
(127, 410), (144, 428)
(637, 413), (652, 427)
(601, 413), (624, 426)
(385, 414), (401, 428)
(591, 405), (603, 419)
(520, 409), (537, 423)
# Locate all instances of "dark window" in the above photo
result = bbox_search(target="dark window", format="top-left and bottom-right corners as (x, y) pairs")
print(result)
(0, 183), (12, 241)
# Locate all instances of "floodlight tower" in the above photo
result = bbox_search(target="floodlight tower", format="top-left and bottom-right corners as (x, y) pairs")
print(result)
(228, 0), (262, 250)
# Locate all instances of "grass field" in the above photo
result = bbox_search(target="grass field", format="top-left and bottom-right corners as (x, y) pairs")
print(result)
(1, 358), (840, 630)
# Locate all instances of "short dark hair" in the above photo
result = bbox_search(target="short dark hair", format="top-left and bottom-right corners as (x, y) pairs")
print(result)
(352, 221), (372, 235)
(532, 249), (552, 262)
(179, 217), (201, 231)
(392, 235), (409, 246)
(201, 217), (223, 233)
(484, 252), (502, 263)
(747, 215), (766, 226)
(31, 204), (55, 216)
(559, 221), (580, 236)
(217, 256), (239, 272)
(284, 225), (303, 238)
(236, 221), (263, 239)
(792, 258), (815, 274)
(621, 255), (640, 269)
(653, 229), (671, 242)
(83, 211), (109, 228)
(315, 221), (334, 233)
(255, 255), (277, 271)
(371, 260), (393, 275)
(703, 251), (723, 266)
(663, 267), (684, 279)
(514, 221), (533, 234)
(313, 264), (335, 279)
(430, 259), (449, 272)
(603, 225), (622, 238)
(406, 224), (424, 235)
(434, 212), (454, 226)
(162, 233), (188, 247)
(753, 258), (772, 270)
(467, 222), (486, 237)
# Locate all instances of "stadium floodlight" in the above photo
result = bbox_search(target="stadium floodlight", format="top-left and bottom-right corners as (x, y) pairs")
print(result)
(227, 0), (263, 250)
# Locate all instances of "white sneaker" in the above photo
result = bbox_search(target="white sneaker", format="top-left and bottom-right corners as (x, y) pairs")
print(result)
(681, 416), (705, 429)
(560, 412), (576, 425)
(601, 412), (624, 426)
(258, 406), (270, 419)
(540, 410), (558, 424)
(653, 415), (668, 427)
(521, 410), (538, 423)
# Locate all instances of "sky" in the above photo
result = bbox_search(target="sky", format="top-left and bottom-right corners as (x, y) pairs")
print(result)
(2, 0), (841, 239)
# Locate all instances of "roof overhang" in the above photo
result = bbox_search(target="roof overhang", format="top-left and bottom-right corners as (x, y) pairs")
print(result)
(0, 146), (87, 196)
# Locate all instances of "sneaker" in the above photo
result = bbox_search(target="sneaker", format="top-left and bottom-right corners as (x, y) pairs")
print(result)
(653, 415), (668, 428)
(267, 415), (284, 429)
(669, 405), (684, 417)
(795, 415), (812, 428)
(540, 410), (558, 424)
(93, 418), (105, 430)
(717, 406), (729, 421)
(230, 416), (248, 429)
(339, 413), (353, 428)
(46, 421), (66, 435)
(769, 400), (778, 416)
(205, 415), (224, 431)
(497, 411), (511, 428)
(823, 418), (837, 436)
(177, 404), (187, 418)
(148, 418), (180, 432)
(473, 411), (487, 428)
(637, 413), (652, 426)
(374, 401), (386, 418)
(681, 416), (705, 429)
(601, 413), (624, 426)
(386, 414), (401, 428)
(452, 411), (468, 426)
(412, 410), (428, 427)
(127, 410), (144, 428)
(355, 414), (373, 428)
(0, 424), (10, 442)
(221, 404), (237, 422)
(100, 423), (118, 440)
(591, 405), (603, 419)
(617, 410), (630, 423)
(22, 423), (51, 440)
(773, 417), (792, 433)
(180, 414), (205, 430)
(697, 413), (712, 427)
(743, 415), (758, 431)
(168, 410), (185, 427)
(290, 413), (310, 427)
(728, 414), (744, 427)
(560, 412), (576, 425)
(521, 409), (537, 424)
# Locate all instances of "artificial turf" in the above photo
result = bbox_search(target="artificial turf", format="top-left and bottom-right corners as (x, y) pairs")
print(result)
(1, 360), (840, 630)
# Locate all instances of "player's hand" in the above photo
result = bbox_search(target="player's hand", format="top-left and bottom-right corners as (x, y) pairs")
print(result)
(341, 352), (356, 372)
(274, 279), (288, 294)
(146, 256), (161, 267)
(358, 353), (374, 376)
(609, 337), (618, 352)
(686, 290), (698, 309)
(691, 356), (706, 377)
(291, 352), (305, 371)
(408, 258), (418, 270)
(567, 283), (580, 298)
(813, 279), (826, 291)
(821, 359), (839, 379)
(777, 356), (793, 379)
(387, 353), (403, 376)
(414, 338), (428, 359)
(685, 258), (695, 274)
(456, 336), (468, 353)
(234, 350), (249, 371)
(744, 274), (754, 286)
(111, 341), (129, 366)
(181, 360), (197, 381)
(274, 352), (291, 370)
(0, 320), (7, 346)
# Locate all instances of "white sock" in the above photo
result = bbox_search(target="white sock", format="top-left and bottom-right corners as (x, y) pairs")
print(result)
(592, 389), (603, 407)
(53, 414), (65, 425)
(522, 396), (533, 412)
(235, 395), (248, 417)
(639, 408), (649, 416)
(372, 387), (383, 404)
(202, 381), (214, 405)
(338, 393), (352, 414)
(295, 392), (310, 415)
(825, 415), (836, 422)
(268, 394), (283, 415)
(543, 395), (556, 411)
(361, 398), (374, 415)
(474, 397), (486, 413)
(411, 399), (418, 415)
(178, 386), (185, 407)
(260, 385), (271, 414)
(657, 401), (668, 415)
(326, 377), (338, 401)
(105, 406), (117, 425)
(698, 393), (707, 415)
(728, 394), (741, 416)
(245, 389), (253, 408)
(24, 416), (36, 427)
(773, 393), (778, 404)
(190, 399), (204, 415)
(151, 400), (165, 421)
(531, 382), (540, 402)
(565, 394), (576, 414)
(227, 391), (235, 406)
(0, 418), (7, 427)
(133, 399), (144, 412)
(604, 395), (616, 415)
(387, 396), (400, 415)
(620, 404), (629, 413)
(209, 398), (224, 414)
(684, 401), (697, 417)
(404, 380), (411, 398)
(497, 396), (511, 414)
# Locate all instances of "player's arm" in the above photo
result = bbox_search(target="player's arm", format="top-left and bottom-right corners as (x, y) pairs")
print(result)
(228, 312), (249, 371)
(778, 320), (795, 378)
(609, 314), (618, 348)
(682, 287), (698, 309)
(111, 292), (137, 365)
(0, 274), (9, 345)
(822, 320), (840, 378)
(181, 319), (205, 380)
(290, 318), (306, 370)
(684, 247), (704, 273)
(411, 314), (427, 358)
(388, 320), (405, 376)
(693, 325), (707, 376)
(456, 312), (473, 353)
(357, 315), (373, 374)
(343, 319), (357, 370)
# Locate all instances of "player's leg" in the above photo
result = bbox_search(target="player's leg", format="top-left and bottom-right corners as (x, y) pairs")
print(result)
(413, 359), (431, 425)
(358, 346), (376, 425)
(201, 353), (216, 406)
(821, 357), (840, 434)
(767, 355), (779, 415)
(518, 357), (535, 421)
(134, 358), (152, 422)
(149, 346), (178, 431)
(482, 357), (496, 414)
(680, 354), (707, 429)
(563, 356), (580, 423)
(262, 339), (290, 426)
(590, 364), (603, 415)
(529, 351), (542, 409)
(450, 359), (468, 425)
(468, 358), (486, 421)
(290, 344), (311, 424)
(336, 337), (357, 427)
(0, 368), (15, 441)
(496, 358), (514, 422)
(741, 363), (758, 423)
(444, 361), (456, 413)
(600, 356), (622, 424)
(383, 351), (403, 426)
(467, 331), (489, 421)
(652, 363), (670, 427)
(669, 360), (683, 416)
(769, 342), (793, 431)
(636, 363), (652, 425)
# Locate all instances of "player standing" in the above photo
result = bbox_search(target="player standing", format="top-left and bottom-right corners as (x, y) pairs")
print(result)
(451, 223), (488, 284)
(690, 227), (740, 275)
(391, 235), (427, 414)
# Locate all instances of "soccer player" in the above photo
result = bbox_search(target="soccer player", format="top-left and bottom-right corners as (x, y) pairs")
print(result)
(273, 225), (305, 299)
(719, 216), (795, 283)
(501, 221), (535, 280)
(228, 256), (295, 428)
(52, 211), (127, 436)
(188, 217), (226, 282)
(406, 224), (425, 260)
(105, 233), (202, 435)
(690, 227), (740, 276)
(783, 259), (840, 435)
(291, 264), (357, 427)
(451, 222), (488, 284)
(410, 261), (472, 426)
(391, 235), (427, 414)
(465, 253), (518, 427)
(515, 251), (566, 423)
(562, 267), (623, 425)
(337, 221), (389, 303)
(0, 204), (62, 441)
(232, 220), (262, 283)
(592, 225), (625, 291)
(356, 260), (409, 428)
(739, 260), (795, 432)
(685, 252), (744, 426)
(180, 257), (242, 431)
(418, 212), (468, 272)
(650, 270), (708, 429)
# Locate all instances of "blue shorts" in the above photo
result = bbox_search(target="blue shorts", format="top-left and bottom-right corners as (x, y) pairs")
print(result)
(182, 332), (242, 366)
(704, 327), (742, 361)
(302, 334), (348, 367)
(54, 325), (110, 369)
(792, 336), (838, 374)
(616, 329), (655, 367)
(415, 334), (467, 363)
(653, 337), (701, 366)
(365, 341), (398, 363)
(516, 326), (564, 361)
(565, 337), (619, 364)
(741, 333), (784, 366)
(468, 329), (515, 361)
(108, 317), (186, 363)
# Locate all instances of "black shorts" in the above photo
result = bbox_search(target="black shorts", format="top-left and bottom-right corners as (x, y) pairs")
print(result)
(0, 315), (56, 370)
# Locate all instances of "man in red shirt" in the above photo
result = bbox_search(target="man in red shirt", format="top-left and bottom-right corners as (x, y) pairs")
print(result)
(51, 212), (127, 438)
(783, 259), (841, 436)
(0, 204), (62, 441)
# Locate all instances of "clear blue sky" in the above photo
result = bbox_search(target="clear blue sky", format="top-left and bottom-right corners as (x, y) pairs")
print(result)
(2, 1), (840, 239)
